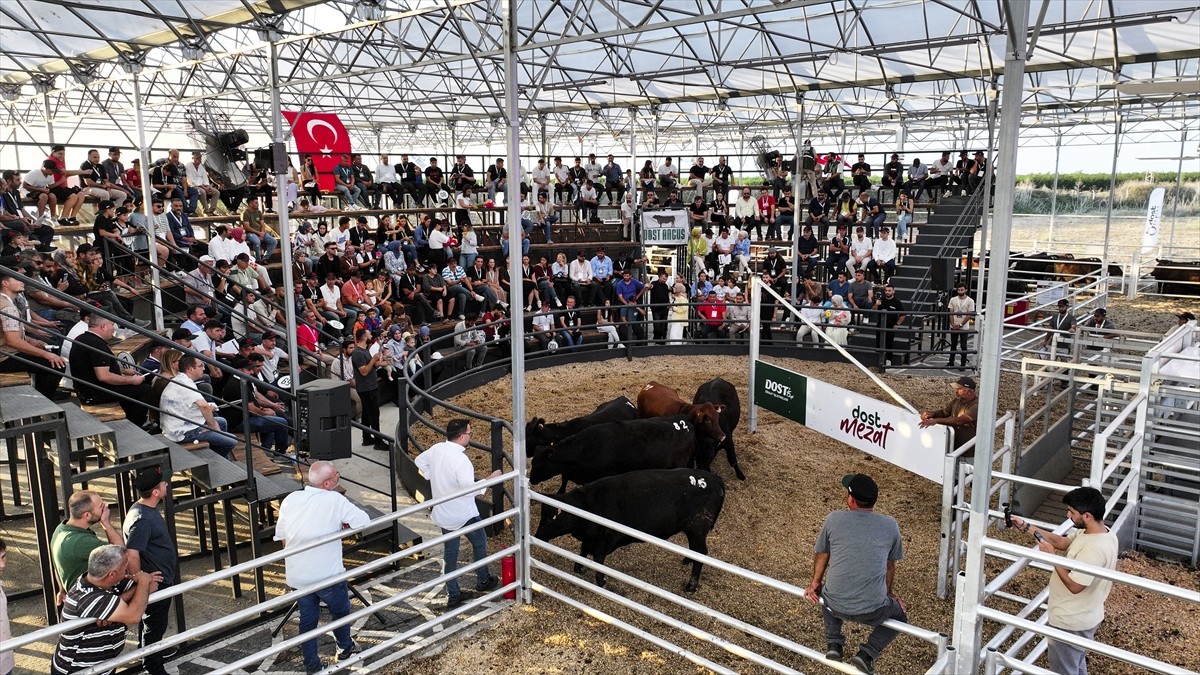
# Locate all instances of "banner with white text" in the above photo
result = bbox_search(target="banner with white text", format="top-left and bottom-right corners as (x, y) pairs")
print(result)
(754, 360), (949, 483)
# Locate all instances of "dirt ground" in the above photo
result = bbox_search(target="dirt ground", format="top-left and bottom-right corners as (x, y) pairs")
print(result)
(392, 297), (1200, 675)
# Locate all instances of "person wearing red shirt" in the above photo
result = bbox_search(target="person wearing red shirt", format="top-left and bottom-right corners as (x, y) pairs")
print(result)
(756, 189), (776, 231)
(697, 290), (728, 341)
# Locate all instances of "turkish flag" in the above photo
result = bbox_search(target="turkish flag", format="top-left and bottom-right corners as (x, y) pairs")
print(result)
(283, 111), (352, 192)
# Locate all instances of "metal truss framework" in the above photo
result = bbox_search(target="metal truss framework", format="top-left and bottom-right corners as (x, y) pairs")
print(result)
(1, 0), (1198, 156)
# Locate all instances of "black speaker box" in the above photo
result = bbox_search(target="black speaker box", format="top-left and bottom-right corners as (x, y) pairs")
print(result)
(297, 379), (352, 460)
(931, 258), (956, 292)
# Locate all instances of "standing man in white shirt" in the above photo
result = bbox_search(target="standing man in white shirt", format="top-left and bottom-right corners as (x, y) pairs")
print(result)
(275, 461), (369, 673)
(414, 419), (502, 609)
(375, 155), (398, 209)
(531, 158), (551, 198)
(185, 152), (221, 215)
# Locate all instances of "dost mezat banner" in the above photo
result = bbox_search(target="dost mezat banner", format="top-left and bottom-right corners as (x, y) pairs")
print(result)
(754, 360), (949, 483)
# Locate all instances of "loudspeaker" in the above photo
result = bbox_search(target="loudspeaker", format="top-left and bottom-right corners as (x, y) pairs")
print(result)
(253, 146), (273, 167)
(931, 258), (956, 292)
(217, 128), (249, 148)
(297, 379), (352, 460)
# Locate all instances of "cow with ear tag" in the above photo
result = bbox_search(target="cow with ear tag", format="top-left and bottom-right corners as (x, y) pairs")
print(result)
(525, 396), (638, 450)
(535, 468), (726, 593)
(693, 377), (745, 480)
(637, 381), (726, 444)
(528, 415), (697, 493)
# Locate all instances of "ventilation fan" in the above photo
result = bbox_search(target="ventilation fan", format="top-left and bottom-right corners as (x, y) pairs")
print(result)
(749, 135), (779, 181)
(186, 103), (249, 190)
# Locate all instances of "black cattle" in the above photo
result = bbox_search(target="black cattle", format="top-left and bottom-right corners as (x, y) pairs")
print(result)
(534, 468), (726, 592)
(526, 396), (639, 449)
(692, 377), (745, 480)
(1151, 259), (1200, 296)
(529, 415), (696, 492)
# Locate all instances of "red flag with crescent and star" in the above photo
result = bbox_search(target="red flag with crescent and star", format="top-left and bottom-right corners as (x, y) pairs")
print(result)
(283, 111), (352, 192)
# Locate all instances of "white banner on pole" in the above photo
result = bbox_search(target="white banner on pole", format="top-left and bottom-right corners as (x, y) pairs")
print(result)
(1140, 187), (1166, 254)
(641, 210), (689, 245)
(754, 360), (948, 483)
(803, 377), (949, 484)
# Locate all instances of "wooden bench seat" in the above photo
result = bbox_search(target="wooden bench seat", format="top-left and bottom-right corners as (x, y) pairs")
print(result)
(0, 372), (31, 388)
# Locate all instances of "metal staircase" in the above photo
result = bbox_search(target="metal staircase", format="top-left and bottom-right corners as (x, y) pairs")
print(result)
(889, 191), (985, 315)
(1137, 384), (1200, 565)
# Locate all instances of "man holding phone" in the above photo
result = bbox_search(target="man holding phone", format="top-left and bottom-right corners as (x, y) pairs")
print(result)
(1009, 488), (1118, 675)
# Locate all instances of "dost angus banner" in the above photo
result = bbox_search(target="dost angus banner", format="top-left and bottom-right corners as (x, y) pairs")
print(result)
(754, 360), (949, 483)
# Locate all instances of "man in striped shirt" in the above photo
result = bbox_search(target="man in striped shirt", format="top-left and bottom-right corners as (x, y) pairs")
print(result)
(52, 544), (160, 675)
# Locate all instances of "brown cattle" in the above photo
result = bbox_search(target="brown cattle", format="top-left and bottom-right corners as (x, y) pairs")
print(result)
(637, 381), (726, 443)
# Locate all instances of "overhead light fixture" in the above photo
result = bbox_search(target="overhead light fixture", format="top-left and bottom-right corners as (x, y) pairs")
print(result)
(31, 74), (56, 94)
(409, 124), (418, 134)
(1109, 79), (1200, 96)
(641, 66), (709, 81)
(70, 63), (100, 86)
(120, 50), (146, 75)
(543, 77), (611, 91)
(356, 0), (384, 22)
(181, 41), (206, 61)
(0, 83), (20, 102)
(591, 109), (602, 122)
(491, 117), (502, 128)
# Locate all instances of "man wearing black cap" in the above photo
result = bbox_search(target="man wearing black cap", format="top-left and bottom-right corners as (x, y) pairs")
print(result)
(806, 473), (906, 674)
(171, 327), (198, 350)
(919, 376), (979, 454)
(1079, 307), (1117, 346)
(122, 466), (178, 675)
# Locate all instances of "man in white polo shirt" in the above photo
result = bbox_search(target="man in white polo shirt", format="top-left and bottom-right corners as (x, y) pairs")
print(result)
(414, 419), (501, 609)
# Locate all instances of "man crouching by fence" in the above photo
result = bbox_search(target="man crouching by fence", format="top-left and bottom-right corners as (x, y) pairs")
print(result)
(806, 473), (907, 674)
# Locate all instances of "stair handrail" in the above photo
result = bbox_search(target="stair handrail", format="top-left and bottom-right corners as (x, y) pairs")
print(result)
(905, 190), (987, 310)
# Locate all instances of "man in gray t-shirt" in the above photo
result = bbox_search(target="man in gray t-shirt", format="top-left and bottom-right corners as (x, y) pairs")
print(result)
(351, 328), (387, 450)
(807, 473), (907, 674)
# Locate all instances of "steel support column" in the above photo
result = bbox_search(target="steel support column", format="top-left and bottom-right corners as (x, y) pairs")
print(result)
(1168, 128), (1187, 251)
(629, 108), (638, 220)
(126, 62), (164, 330)
(973, 81), (1000, 317)
(268, 39), (301, 400)
(1047, 132), (1062, 248)
(502, 0), (531, 605)
(1101, 113), (1123, 291)
(789, 95), (805, 303)
(952, 1), (1029, 671)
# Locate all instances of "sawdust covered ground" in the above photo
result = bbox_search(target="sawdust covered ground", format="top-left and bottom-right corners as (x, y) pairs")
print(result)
(395, 296), (1200, 675)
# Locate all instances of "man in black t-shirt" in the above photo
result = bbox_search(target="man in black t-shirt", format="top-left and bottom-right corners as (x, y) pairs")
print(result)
(424, 158), (446, 201)
(881, 153), (904, 200)
(850, 154), (872, 192)
(68, 314), (155, 426)
(648, 269), (673, 343)
(709, 157), (734, 201)
(873, 284), (907, 367)
(395, 154), (424, 206)
(123, 467), (178, 675)
(352, 328), (387, 450)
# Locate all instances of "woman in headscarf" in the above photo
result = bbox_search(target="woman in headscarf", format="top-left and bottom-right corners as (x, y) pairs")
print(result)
(826, 294), (851, 346)
(687, 226), (707, 279)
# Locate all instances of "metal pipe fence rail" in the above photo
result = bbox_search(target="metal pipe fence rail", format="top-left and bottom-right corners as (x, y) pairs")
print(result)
(529, 490), (948, 675)
(936, 412), (1016, 599)
(0, 471), (519, 673)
